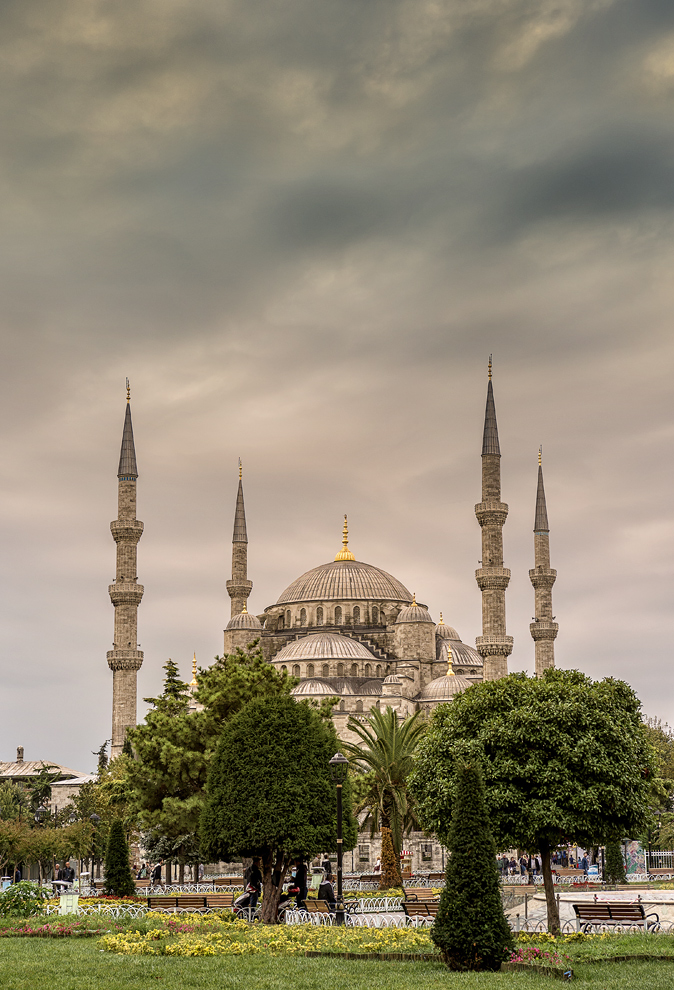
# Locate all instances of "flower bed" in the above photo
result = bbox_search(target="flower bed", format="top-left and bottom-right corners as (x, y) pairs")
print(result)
(99, 915), (439, 957)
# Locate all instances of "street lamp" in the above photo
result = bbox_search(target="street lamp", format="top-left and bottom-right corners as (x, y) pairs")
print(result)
(329, 752), (349, 926)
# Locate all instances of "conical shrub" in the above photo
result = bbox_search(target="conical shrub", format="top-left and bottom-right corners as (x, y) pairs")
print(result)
(604, 840), (627, 885)
(103, 819), (136, 897)
(432, 750), (514, 971)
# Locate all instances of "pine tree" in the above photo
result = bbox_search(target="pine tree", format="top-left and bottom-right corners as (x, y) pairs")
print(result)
(103, 819), (136, 897)
(604, 840), (627, 885)
(431, 747), (513, 971)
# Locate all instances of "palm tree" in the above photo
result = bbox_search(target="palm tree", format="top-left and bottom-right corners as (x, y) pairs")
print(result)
(343, 706), (426, 865)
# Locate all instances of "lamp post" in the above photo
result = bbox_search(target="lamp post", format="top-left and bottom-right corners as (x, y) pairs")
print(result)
(329, 752), (349, 926)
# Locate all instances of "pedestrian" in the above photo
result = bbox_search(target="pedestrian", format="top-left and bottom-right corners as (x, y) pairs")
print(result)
(580, 855), (588, 873)
(519, 855), (527, 876)
(321, 854), (332, 874)
(151, 860), (163, 885)
(13, 866), (21, 884)
(317, 872), (336, 910)
(64, 861), (75, 885)
(137, 862), (147, 879)
(246, 856), (262, 910)
(294, 856), (308, 911)
(373, 857), (381, 874)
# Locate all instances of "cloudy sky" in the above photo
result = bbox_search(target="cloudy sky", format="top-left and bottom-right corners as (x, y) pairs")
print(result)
(1, 0), (672, 774)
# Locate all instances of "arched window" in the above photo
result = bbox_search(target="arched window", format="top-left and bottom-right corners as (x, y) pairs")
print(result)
(371, 606), (379, 625)
(339, 700), (345, 712)
(307, 663), (314, 678)
(281, 665), (287, 673)
(286, 610), (291, 628)
(337, 663), (344, 677)
(278, 613), (285, 630)
(364, 663), (371, 677)
(292, 664), (300, 678)
(353, 606), (360, 624)
(300, 608), (307, 626)
(335, 606), (343, 624)
(350, 663), (358, 677)
(376, 665), (382, 677)
(322, 664), (330, 678)
(356, 700), (363, 713)
(316, 606), (324, 625)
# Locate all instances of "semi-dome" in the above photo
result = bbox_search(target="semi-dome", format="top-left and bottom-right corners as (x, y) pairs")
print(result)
(360, 679), (383, 696)
(418, 672), (473, 702)
(438, 639), (483, 668)
(276, 559), (412, 605)
(395, 596), (434, 624)
(273, 632), (375, 664)
(225, 608), (262, 631)
(291, 678), (339, 697)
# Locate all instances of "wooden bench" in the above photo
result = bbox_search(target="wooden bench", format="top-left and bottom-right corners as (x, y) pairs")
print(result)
(573, 901), (659, 931)
(647, 868), (674, 877)
(205, 892), (236, 910)
(404, 900), (439, 920)
(359, 874), (380, 884)
(147, 895), (208, 912)
(303, 899), (334, 919)
(428, 872), (445, 883)
(404, 888), (439, 903)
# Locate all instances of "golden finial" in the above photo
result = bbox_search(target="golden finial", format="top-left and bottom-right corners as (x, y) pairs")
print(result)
(412, 592), (417, 606)
(439, 612), (444, 624)
(239, 458), (242, 480)
(447, 643), (454, 676)
(538, 445), (542, 467)
(334, 514), (355, 561)
(190, 652), (197, 687)
(242, 602), (248, 614)
(488, 355), (492, 381)
(126, 377), (130, 402)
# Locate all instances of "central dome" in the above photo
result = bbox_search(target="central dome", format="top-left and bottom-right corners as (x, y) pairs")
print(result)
(276, 559), (412, 605)
(273, 632), (375, 663)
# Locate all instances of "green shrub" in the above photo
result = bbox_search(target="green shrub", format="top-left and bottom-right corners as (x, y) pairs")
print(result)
(0, 881), (50, 917)
(604, 840), (627, 885)
(103, 820), (136, 897)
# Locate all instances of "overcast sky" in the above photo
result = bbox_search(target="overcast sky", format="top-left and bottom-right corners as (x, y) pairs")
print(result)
(1, 0), (672, 774)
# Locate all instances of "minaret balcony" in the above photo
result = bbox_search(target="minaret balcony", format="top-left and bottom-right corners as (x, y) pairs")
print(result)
(226, 579), (253, 595)
(475, 635), (514, 657)
(475, 567), (510, 591)
(530, 620), (558, 641)
(107, 649), (144, 671)
(111, 520), (144, 543)
(529, 568), (557, 590)
(474, 502), (508, 528)
(108, 583), (144, 606)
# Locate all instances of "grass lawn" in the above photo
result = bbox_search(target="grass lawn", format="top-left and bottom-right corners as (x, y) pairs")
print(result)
(2, 939), (674, 989)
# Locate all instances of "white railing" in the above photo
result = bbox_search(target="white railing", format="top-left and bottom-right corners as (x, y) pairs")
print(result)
(44, 903), (148, 919)
(645, 851), (674, 871)
(348, 897), (404, 912)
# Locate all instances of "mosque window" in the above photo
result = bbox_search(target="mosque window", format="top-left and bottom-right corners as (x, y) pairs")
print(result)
(278, 613), (284, 630)
(316, 606), (324, 625)
(307, 664), (314, 678)
(371, 606), (379, 625)
(322, 664), (330, 678)
(292, 664), (300, 678)
(300, 608), (307, 626)
(337, 663), (344, 677)
(356, 700), (363, 713)
(281, 665), (287, 673)
(353, 606), (360, 624)
(364, 663), (371, 677)
(286, 610), (291, 628)
(340, 700), (345, 712)
(375, 665), (381, 677)
(334, 606), (342, 624)
(350, 663), (358, 676)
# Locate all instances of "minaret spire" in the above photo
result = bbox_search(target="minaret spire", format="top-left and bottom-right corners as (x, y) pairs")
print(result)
(474, 359), (513, 680)
(529, 449), (558, 676)
(107, 383), (144, 758)
(226, 461), (252, 619)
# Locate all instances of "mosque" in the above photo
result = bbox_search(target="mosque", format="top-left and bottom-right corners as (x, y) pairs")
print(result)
(106, 364), (558, 757)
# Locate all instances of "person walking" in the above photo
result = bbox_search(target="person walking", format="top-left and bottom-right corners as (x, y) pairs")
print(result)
(294, 857), (308, 911)
(151, 860), (163, 886)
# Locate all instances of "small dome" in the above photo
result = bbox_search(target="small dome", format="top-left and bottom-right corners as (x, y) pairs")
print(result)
(395, 602), (434, 624)
(436, 615), (460, 640)
(272, 632), (374, 664)
(418, 672), (472, 702)
(383, 673), (401, 685)
(226, 609), (262, 631)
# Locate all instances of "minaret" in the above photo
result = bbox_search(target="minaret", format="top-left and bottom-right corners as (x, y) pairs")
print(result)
(475, 358), (513, 680)
(529, 448), (558, 676)
(226, 460), (252, 617)
(107, 380), (144, 758)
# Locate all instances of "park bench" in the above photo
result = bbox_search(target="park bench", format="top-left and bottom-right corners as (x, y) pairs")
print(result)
(212, 876), (244, 887)
(427, 872), (445, 883)
(359, 874), (379, 884)
(573, 901), (659, 932)
(403, 900), (439, 921)
(647, 868), (674, 877)
(404, 888), (439, 903)
(147, 895), (208, 912)
(205, 892), (237, 910)
(303, 899), (334, 921)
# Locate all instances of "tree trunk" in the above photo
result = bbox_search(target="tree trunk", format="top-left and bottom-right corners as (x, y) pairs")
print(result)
(539, 839), (560, 935)
(179, 861), (185, 884)
(259, 849), (289, 924)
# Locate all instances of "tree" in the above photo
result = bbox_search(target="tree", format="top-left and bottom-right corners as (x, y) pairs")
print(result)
(200, 695), (357, 923)
(342, 706), (425, 886)
(0, 781), (28, 821)
(432, 745), (513, 970)
(25, 766), (60, 812)
(126, 648), (295, 882)
(604, 840), (627, 885)
(104, 819), (136, 897)
(411, 669), (656, 934)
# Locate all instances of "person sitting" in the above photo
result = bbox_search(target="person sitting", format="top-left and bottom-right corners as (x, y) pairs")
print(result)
(317, 873), (336, 910)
